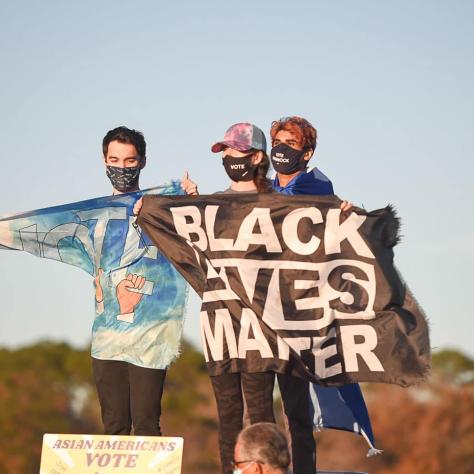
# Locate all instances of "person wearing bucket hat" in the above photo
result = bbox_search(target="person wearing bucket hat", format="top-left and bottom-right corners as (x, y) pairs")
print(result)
(134, 122), (275, 474)
(181, 123), (276, 474)
(181, 122), (272, 195)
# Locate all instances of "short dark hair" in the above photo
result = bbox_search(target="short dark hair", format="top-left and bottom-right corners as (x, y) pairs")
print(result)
(102, 126), (146, 159)
(237, 423), (290, 472)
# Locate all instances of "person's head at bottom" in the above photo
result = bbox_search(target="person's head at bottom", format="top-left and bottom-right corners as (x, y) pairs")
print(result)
(232, 422), (290, 474)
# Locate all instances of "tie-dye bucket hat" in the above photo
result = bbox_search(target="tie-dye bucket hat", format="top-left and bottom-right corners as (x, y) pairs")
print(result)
(211, 122), (267, 153)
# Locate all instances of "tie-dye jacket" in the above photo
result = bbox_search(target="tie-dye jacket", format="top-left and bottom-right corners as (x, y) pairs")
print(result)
(0, 182), (187, 369)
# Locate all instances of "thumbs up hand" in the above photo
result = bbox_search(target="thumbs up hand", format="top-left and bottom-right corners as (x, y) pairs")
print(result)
(181, 171), (199, 195)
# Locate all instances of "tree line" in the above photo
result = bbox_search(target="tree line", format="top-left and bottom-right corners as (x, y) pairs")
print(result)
(0, 342), (472, 473)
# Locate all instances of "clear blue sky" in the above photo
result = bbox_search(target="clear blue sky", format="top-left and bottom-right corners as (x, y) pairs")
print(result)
(0, 0), (473, 357)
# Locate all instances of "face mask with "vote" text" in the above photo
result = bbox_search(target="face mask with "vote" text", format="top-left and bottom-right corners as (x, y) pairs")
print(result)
(222, 154), (257, 182)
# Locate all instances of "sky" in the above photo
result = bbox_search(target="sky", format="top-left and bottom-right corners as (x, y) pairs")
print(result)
(0, 0), (473, 358)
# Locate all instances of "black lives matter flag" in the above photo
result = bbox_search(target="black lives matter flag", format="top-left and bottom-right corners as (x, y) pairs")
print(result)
(138, 193), (430, 387)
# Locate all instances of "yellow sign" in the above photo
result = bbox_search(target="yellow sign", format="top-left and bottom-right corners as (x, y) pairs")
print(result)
(39, 434), (183, 473)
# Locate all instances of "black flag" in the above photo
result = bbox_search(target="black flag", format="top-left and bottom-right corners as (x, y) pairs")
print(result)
(137, 193), (430, 387)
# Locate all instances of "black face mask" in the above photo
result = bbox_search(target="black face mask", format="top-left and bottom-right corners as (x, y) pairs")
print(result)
(222, 154), (257, 182)
(271, 143), (308, 175)
(106, 165), (141, 192)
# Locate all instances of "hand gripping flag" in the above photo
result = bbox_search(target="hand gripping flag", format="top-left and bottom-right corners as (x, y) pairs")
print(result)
(0, 182), (188, 369)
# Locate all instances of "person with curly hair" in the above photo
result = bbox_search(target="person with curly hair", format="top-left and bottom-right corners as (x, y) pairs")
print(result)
(269, 115), (353, 474)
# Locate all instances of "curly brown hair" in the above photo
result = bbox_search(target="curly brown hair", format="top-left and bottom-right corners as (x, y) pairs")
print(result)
(270, 116), (317, 151)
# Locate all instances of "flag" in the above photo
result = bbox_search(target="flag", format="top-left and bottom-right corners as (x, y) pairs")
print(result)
(311, 383), (381, 455)
(0, 183), (188, 369)
(137, 192), (430, 386)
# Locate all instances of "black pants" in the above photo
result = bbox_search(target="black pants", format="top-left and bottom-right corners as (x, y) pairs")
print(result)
(277, 373), (316, 474)
(92, 358), (166, 436)
(211, 372), (275, 474)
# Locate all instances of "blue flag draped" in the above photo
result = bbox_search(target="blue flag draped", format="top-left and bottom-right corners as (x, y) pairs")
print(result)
(0, 182), (188, 369)
(310, 383), (380, 455)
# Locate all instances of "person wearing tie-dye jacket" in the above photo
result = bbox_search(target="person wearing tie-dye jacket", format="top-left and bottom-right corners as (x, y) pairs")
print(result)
(0, 126), (188, 438)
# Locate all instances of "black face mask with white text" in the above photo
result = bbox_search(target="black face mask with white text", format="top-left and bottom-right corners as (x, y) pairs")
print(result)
(271, 143), (308, 175)
(222, 154), (257, 182)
